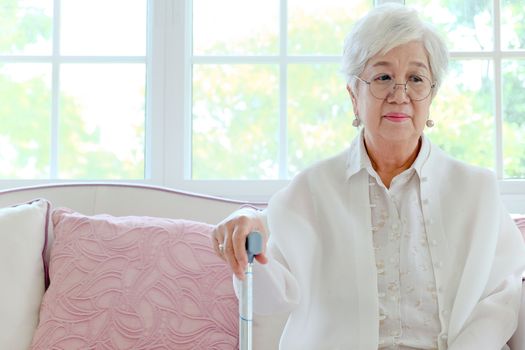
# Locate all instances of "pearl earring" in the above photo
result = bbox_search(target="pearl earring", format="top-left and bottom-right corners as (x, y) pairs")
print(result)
(352, 116), (361, 127)
(426, 119), (434, 128)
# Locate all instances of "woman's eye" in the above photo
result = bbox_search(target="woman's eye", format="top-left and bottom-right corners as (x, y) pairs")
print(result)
(375, 74), (392, 81)
(409, 75), (424, 83)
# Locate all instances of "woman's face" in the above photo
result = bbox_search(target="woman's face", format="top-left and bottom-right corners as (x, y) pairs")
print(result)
(349, 41), (434, 144)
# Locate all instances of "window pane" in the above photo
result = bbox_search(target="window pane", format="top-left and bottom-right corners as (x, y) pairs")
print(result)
(288, 63), (356, 175)
(501, 0), (525, 50)
(288, 0), (372, 55)
(193, 0), (278, 55)
(59, 64), (145, 179)
(0, 0), (53, 55)
(502, 60), (525, 178)
(61, 0), (147, 56)
(427, 60), (494, 169)
(192, 64), (279, 179)
(0, 63), (51, 178)
(405, 0), (493, 51)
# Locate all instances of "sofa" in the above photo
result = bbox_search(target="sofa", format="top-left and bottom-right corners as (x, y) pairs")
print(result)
(0, 183), (523, 349)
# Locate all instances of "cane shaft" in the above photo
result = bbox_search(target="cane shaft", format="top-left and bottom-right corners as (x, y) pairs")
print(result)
(239, 263), (253, 350)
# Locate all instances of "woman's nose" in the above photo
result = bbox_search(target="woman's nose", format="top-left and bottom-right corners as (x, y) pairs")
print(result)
(388, 83), (410, 103)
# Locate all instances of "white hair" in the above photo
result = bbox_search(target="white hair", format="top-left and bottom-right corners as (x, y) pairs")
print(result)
(341, 3), (449, 97)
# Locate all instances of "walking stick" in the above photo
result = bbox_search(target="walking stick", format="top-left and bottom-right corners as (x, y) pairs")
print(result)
(239, 231), (263, 350)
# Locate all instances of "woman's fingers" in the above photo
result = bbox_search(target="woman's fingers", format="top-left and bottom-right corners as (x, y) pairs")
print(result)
(233, 222), (250, 265)
(212, 220), (248, 278)
(211, 225), (227, 261)
(255, 253), (268, 264)
(225, 232), (245, 280)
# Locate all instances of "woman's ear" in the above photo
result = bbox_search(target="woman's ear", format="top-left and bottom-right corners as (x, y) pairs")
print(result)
(347, 84), (358, 116)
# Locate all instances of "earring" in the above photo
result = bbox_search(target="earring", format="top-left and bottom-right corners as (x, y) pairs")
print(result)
(426, 119), (434, 128)
(352, 116), (361, 127)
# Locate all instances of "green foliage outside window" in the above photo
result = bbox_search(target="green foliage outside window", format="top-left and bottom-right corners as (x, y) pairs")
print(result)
(0, 0), (145, 179)
(193, 1), (525, 179)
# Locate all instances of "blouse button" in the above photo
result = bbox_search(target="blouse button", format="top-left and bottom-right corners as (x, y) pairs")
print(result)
(431, 239), (438, 246)
(434, 261), (443, 268)
(378, 292), (386, 298)
(388, 283), (399, 291)
(440, 333), (448, 340)
(379, 314), (387, 320)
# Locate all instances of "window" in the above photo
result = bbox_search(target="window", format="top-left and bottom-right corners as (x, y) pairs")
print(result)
(183, 0), (525, 205)
(190, 0), (371, 181)
(0, 0), (147, 180)
(1, 0), (524, 208)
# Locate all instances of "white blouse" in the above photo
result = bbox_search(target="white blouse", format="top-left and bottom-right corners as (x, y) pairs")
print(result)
(360, 136), (441, 349)
(235, 131), (525, 350)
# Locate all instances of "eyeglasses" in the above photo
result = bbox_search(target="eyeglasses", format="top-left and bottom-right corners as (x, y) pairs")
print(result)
(353, 74), (436, 101)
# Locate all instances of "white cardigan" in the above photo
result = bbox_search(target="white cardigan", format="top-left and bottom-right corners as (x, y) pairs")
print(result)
(249, 135), (525, 350)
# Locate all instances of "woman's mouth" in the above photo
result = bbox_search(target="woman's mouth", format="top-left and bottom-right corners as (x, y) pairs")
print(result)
(383, 113), (410, 122)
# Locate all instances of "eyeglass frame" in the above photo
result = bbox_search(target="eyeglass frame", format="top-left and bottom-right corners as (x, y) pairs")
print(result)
(353, 74), (437, 102)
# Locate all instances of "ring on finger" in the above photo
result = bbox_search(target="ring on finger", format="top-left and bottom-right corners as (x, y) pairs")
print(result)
(218, 243), (225, 253)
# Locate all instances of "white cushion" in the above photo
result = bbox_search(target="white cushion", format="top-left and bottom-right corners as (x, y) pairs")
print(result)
(0, 199), (49, 350)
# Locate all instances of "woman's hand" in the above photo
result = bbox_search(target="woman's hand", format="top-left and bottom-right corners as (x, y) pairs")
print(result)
(212, 208), (268, 280)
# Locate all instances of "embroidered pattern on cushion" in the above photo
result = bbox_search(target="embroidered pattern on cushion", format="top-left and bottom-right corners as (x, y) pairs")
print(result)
(31, 209), (237, 349)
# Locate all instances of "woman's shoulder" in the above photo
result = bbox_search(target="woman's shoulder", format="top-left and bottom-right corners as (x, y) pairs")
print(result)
(272, 148), (349, 202)
(295, 148), (349, 183)
(427, 142), (497, 187)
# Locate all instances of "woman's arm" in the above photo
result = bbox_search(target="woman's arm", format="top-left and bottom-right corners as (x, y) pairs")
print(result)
(448, 271), (522, 350)
(448, 211), (525, 350)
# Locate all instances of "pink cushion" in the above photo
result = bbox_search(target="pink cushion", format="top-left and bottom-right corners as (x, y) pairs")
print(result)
(31, 208), (237, 349)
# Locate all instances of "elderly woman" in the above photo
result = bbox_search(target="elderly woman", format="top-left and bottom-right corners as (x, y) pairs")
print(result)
(212, 4), (525, 350)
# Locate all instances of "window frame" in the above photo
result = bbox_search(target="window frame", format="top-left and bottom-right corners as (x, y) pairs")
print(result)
(0, 0), (524, 212)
